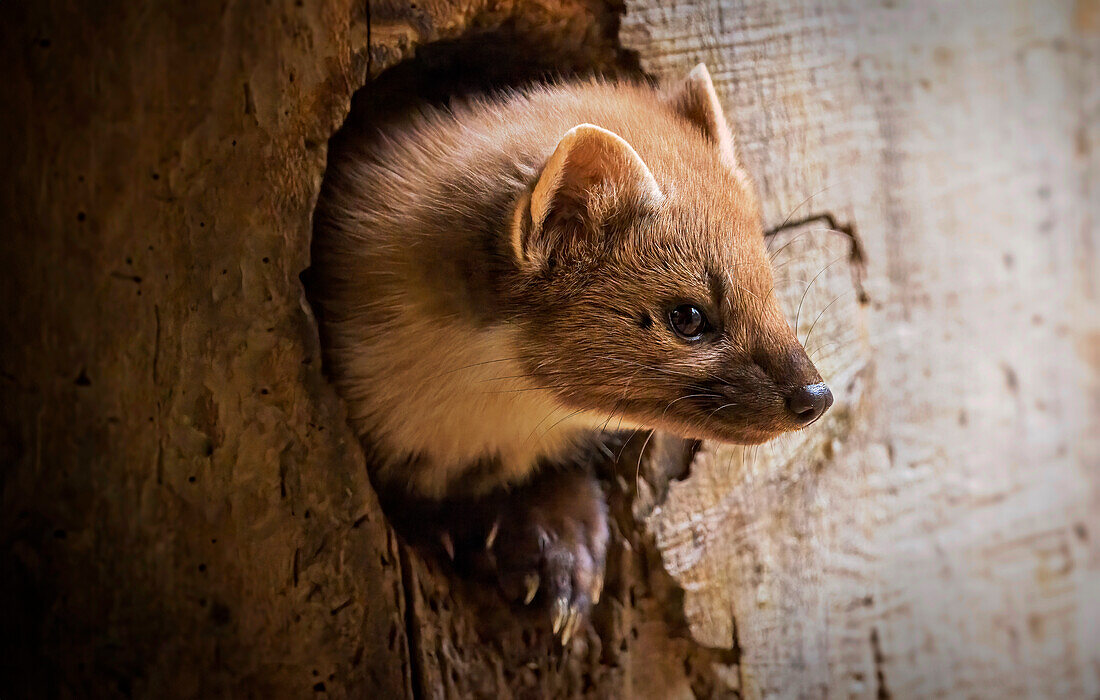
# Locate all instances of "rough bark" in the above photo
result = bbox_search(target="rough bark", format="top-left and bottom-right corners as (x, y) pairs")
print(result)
(1, 1), (405, 696)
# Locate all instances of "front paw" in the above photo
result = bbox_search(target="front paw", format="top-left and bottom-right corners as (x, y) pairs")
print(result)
(487, 470), (609, 644)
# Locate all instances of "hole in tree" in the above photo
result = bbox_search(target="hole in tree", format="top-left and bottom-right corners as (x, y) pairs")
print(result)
(295, 6), (666, 660)
(302, 9), (644, 342)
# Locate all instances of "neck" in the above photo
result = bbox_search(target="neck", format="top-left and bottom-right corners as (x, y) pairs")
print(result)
(344, 318), (602, 498)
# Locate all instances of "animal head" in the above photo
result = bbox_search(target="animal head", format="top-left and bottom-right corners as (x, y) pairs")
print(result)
(507, 64), (832, 444)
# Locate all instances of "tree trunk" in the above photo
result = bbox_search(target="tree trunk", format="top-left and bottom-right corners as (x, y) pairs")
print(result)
(2, 0), (1097, 698)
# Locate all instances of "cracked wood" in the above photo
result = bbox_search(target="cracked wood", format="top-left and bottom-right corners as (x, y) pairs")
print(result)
(622, 0), (1100, 697)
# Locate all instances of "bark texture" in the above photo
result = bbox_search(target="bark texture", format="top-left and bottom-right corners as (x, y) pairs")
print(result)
(3, 0), (1098, 698)
(1, 1), (403, 696)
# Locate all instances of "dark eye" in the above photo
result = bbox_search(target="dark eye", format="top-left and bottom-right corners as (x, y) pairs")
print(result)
(668, 304), (710, 340)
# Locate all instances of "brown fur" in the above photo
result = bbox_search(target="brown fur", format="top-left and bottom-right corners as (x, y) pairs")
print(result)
(310, 64), (826, 498)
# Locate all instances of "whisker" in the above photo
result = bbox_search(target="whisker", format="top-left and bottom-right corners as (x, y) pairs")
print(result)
(524, 403), (568, 446)
(599, 403), (624, 433)
(661, 393), (720, 416)
(583, 353), (727, 384)
(704, 401), (738, 422)
(802, 290), (854, 347)
(600, 366), (644, 432)
(472, 354), (718, 385)
(807, 341), (843, 363)
(767, 229), (813, 264)
(768, 227), (851, 264)
(615, 427), (646, 465)
(794, 255), (844, 334)
(475, 373), (716, 396)
(579, 354), (710, 381)
(766, 183), (842, 238)
(429, 358), (515, 379)
(479, 382), (663, 395)
(770, 182), (836, 235)
(634, 427), (659, 491)
(538, 407), (589, 440)
(723, 446), (738, 480)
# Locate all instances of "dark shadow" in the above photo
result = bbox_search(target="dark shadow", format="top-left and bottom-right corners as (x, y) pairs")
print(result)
(333, 21), (648, 162)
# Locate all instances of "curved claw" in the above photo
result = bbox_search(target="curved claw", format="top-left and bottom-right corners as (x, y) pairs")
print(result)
(536, 526), (552, 551)
(485, 518), (500, 551)
(591, 572), (604, 605)
(439, 532), (455, 561)
(551, 597), (568, 634)
(560, 605), (581, 645)
(523, 573), (540, 605)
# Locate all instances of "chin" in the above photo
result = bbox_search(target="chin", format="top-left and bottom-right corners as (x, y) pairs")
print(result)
(688, 426), (781, 446)
(573, 401), (793, 446)
(630, 412), (791, 447)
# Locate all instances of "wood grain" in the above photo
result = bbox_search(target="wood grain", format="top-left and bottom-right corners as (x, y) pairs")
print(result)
(622, 0), (1100, 696)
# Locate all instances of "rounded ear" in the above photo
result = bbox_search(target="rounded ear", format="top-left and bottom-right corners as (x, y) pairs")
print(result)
(512, 123), (663, 266)
(668, 63), (738, 167)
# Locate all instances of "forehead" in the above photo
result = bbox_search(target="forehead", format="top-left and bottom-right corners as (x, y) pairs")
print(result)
(633, 200), (770, 284)
(588, 216), (772, 320)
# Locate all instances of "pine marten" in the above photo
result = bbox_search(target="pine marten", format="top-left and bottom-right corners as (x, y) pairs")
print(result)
(308, 64), (832, 643)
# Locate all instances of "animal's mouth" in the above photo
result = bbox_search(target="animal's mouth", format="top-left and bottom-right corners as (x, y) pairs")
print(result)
(548, 378), (833, 446)
(581, 396), (808, 446)
(667, 383), (835, 443)
(657, 415), (793, 446)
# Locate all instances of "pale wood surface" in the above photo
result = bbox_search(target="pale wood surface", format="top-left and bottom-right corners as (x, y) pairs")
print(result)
(622, 1), (1100, 697)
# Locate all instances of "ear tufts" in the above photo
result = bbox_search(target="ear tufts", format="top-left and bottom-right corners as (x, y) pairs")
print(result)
(669, 63), (737, 166)
(515, 124), (663, 266)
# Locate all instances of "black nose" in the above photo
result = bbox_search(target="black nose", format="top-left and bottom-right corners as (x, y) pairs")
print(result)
(786, 383), (833, 425)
